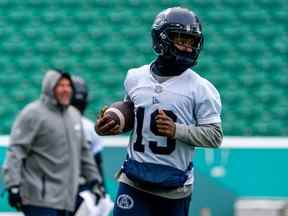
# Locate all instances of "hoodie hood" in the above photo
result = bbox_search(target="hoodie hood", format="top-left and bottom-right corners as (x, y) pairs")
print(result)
(41, 69), (73, 109)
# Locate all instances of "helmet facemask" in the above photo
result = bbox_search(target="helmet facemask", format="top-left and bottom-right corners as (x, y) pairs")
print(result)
(158, 24), (203, 68)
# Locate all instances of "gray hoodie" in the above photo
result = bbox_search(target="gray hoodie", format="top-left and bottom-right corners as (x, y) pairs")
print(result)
(3, 70), (101, 211)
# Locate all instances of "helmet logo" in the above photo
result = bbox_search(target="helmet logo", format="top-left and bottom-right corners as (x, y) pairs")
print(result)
(160, 32), (166, 39)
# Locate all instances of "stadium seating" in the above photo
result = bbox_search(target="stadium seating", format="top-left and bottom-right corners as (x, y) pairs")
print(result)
(0, 0), (287, 136)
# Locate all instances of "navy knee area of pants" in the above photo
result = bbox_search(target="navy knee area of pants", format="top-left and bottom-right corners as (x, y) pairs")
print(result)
(113, 183), (191, 216)
(22, 205), (71, 216)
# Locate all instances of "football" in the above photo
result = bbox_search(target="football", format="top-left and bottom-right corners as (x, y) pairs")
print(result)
(104, 101), (135, 132)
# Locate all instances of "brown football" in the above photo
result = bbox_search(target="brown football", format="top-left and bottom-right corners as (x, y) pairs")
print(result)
(104, 101), (135, 132)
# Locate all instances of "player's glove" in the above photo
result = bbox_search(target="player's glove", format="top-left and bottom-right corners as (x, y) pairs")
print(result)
(7, 185), (22, 211)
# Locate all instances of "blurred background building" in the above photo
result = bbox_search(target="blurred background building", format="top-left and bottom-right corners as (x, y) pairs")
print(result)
(0, 0), (287, 215)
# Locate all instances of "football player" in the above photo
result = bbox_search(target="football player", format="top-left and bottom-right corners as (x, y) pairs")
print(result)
(96, 7), (223, 216)
(71, 76), (115, 216)
(71, 76), (105, 184)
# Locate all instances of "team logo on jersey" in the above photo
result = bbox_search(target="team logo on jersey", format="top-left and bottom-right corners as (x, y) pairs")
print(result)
(154, 85), (163, 93)
(116, 194), (134, 209)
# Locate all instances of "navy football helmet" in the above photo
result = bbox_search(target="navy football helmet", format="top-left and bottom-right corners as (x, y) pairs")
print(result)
(151, 7), (204, 68)
(71, 76), (88, 114)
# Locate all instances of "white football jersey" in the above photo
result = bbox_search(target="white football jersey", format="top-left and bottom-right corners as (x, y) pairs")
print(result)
(124, 64), (221, 184)
(82, 117), (104, 154)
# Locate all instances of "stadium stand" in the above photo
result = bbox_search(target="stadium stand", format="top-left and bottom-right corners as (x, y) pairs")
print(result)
(0, 0), (287, 137)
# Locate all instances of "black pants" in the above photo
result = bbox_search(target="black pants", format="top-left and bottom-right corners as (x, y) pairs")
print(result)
(22, 205), (72, 216)
(113, 182), (191, 216)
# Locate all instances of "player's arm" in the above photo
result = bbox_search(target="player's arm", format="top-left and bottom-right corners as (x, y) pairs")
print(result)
(174, 122), (223, 148)
(79, 128), (103, 183)
(156, 79), (223, 147)
(79, 123), (105, 198)
(155, 110), (223, 148)
(182, 79), (223, 148)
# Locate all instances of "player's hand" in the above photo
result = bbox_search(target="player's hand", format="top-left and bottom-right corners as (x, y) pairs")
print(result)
(95, 106), (121, 135)
(155, 110), (176, 138)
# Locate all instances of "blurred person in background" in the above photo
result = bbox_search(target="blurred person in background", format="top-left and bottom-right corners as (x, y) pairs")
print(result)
(71, 76), (105, 186)
(3, 69), (103, 216)
(71, 75), (114, 216)
(96, 7), (223, 216)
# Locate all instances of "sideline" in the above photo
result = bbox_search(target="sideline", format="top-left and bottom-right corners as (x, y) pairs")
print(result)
(1, 135), (288, 149)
